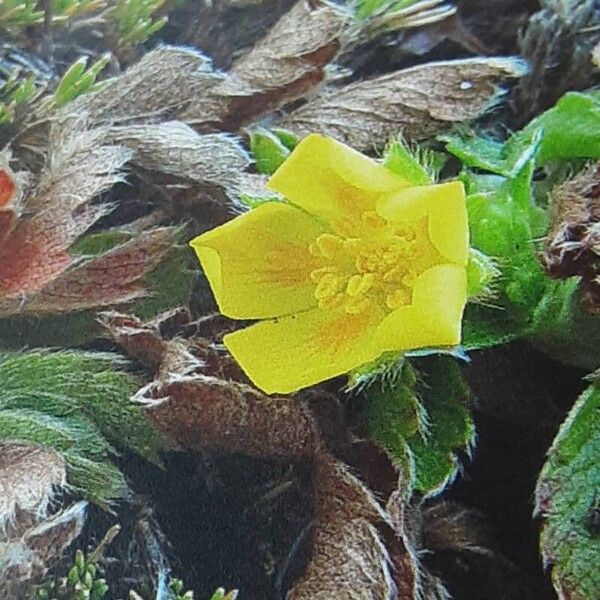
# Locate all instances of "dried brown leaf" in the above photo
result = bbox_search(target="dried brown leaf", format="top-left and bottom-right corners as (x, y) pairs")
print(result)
(181, 0), (349, 130)
(541, 162), (600, 312)
(0, 501), (87, 598)
(513, 0), (600, 124)
(101, 313), (321, 461)
(0, 126), (130, 304)
(109, 122), (250, 191)
(280, 57), (527, 150)
(62, 47), (224, 128)
(287, 451), (395, 599)
(138, 374), (321, 458)
(15, 228), (178, 315)
(0, 442), (66, 527)
(0, 123), (181, 317)
(104, 314), (427, 598)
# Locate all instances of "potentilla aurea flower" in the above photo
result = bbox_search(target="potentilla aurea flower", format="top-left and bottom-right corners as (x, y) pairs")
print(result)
(191, 134), (468, 394)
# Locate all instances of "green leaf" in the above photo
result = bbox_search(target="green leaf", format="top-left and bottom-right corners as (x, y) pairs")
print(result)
(529, 279), (600, 371)
(383, 138), (434, 185)
(515, 91), (600, 165)
(0, 350), (163, 506)
(461, 303), (524, 350)
(535, 384), (600, 600)
(442, 128), (542, 178)
(365, 357), (474, 495)
(250, 129), (291, 175)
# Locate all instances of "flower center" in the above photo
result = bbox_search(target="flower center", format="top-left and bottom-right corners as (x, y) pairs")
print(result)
(308, 211), (435, 314)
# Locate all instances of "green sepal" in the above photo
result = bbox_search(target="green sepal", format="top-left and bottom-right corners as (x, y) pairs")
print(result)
(364, 356), (475, 496)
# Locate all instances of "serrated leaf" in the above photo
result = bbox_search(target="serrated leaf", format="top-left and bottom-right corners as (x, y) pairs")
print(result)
(383, 138), (434, 185)
(0, 245), (195, 348)
(535, 384), (600, 600)
(365, 357), (474, 495)
(442, 127), (543, 178)
(515, 91), (600, 165)
(0, 350), (162, 506)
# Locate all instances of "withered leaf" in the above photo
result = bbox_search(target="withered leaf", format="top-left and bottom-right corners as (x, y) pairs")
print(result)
(104, 313), (420, 598)
(0, 442), (66, 526)
(287, 452), (395, 599)
(0, 501), (87, 598)
(0, 124), (178, 318)
(62, 46), (224, 128)
(15, 228), (178, 315)
(182, 0), (349, 130)
(541, 162), (600, 312)
(109, 122), (250, 192)
(280, 57), (528, 150)
(102, 312), (321, 458)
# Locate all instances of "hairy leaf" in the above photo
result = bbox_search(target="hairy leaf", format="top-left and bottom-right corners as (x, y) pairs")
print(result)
(0, 350), (161, 506)
(365, 357), (474, 495)
(0, 501), (87, 598)
(0, 442), (66, 526)
(280, 57), (527, 150)
(535, 384), (600, 600)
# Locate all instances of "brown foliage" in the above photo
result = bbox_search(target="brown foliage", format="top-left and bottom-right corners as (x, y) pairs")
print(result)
(541, 162), (600, 312)
(0, 442), (86, 598)
(0, 126), (177, 317)
(101, 311), (435, 599)
(280, 57), (527, 150)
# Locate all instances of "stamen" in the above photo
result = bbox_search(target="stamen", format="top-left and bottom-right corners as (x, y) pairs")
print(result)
(386, 287), (412, 310)
(345, 296), (372, 314)
(310, 266), (336, 282)
(316, 233), (344, 258)
(361, 211), (386, 229)
(315, 273), (339, 299)
(346, 273), (375, 297)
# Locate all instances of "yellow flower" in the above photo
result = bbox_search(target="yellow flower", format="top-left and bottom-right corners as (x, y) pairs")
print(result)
(190, 134), (468, 394)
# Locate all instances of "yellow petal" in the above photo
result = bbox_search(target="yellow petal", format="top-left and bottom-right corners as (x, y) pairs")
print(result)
(374, 264), (467, 352)
(267, 134), (408, 227)
(224, 304), (385, 394)
(190, 202), (325, 319)
(376, 181), (468, 265)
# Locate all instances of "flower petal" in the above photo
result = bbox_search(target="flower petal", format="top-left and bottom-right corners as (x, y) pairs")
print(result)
(376, 181), (468, 265)
(267, 134), (408, 227)
(224, 304), (385, 394)
(190, 202), (326, 319)
(374, 264), (467, 352)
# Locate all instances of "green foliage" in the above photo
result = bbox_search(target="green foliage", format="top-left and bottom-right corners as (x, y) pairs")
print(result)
(444, 92), (600, 357)
(355, 0), (421, 21)
(466, 248), (500, 301)
(0, 0), (44, 28)
(53, 54), (110, 107)
(383, 138), (437, 185)
(535, 384), (600, 600)
(0, 350), (162, 506)
(515, 91), (600, 165)
(36, 547), (237, 600)
(109, 0), (168, 48)
(364, 357), (474, 495)
(209, 588), (238, 600)
(37, 549), (109, 600)
(0, 68), (42, 124)
(249, 129), (291, 175)
(0, 0), (105, 29)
